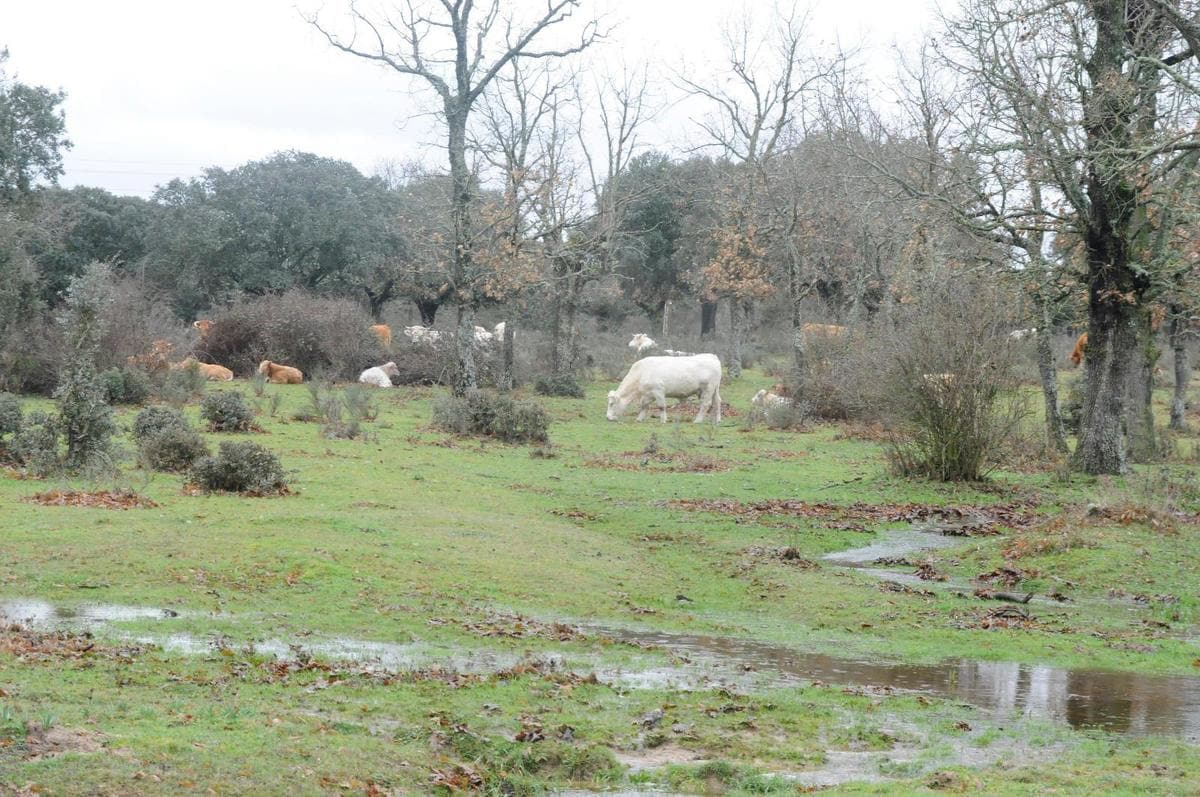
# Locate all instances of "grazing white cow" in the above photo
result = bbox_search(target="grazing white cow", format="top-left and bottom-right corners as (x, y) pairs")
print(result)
(473, 325), (495, 345)
(359, 361), (399, 388)
(628, 333), (657, 356)
(1008, 327), (1037, 341)
(752, 389), (793, 409)
(607, 354), (723, 424)
(403, 325), (442, 345)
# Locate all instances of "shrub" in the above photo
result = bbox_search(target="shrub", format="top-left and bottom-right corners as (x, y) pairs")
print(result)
(202, 291), (379, 380)
(10, 411), (60, 477)
(294, 383), (377, 439)
(432, 390), (550, 443)
(140, 425), (210, 472)
(159, 362), (207, 406)
(191, 441), (288, 494)
(100, 367), (153, 406)
(881, 277), (1028, 482)
(0, 393), (22, 437)
(390, 342), (454, 386)
(55, 264), (117, 473)
(534, 374), (585, 398)
(763, 400), (809, 430)
(132, 406), (190, 442)
(199, 391), (254, 432)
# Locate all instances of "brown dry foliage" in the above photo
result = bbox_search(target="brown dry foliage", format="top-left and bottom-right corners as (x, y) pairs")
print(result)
(26, 489), (158, 509)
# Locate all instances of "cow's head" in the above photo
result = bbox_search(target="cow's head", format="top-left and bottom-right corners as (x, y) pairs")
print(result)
(606, 390), (628, 421)
(258, 360), (272, 375)
(381, 361), (400, 377)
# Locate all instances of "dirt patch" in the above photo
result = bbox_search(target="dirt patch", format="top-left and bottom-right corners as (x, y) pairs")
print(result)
(670, 498), (1037, 534)
(21, 723), (107, 760)
(585, 451), (732, 473)
(832, 421), (891, 441)
(741, 546), (820, 568)
(0, 624), (147, 662)
(550, 508), (602, 522)
(749, 449), (808, 460)
(613, 743), (709, 771)
(25, 489), (157, 509)
(667, 400), (740, 419)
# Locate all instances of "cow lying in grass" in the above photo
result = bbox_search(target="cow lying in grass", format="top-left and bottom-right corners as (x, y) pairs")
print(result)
(258, 360), (304, 384)
(607, 353), (723, 424)
(752, 389), (793, 409)
(170, 357), (233, 381)
(359, 361), (399, 387)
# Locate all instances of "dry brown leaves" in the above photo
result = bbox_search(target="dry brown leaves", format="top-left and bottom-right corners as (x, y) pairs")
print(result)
(670, 498), (1036, 534)
(0, 624), (146, 663)
(741, 545), (819, 568)
(453, 613), (587, 643)
(956, 605), (1046, 631)
(26, 489), (157, 509)
(430, 765), (484, 790)
(550, 508), (601, 522)
(832, 421), (892, 442)
(976, 565), (1028, 588)
(667, 400), (741, 419)
(914, 562), (947, 581)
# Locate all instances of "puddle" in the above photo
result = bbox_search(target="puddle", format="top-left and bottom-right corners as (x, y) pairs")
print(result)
(0, 599), (184, 627)
(591, 624), (1200, 737)
(822, 526), (963, 567)
(8, 596), (1200, 737)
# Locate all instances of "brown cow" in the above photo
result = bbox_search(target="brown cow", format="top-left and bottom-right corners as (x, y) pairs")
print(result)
(126, 339), (175, 373)
(370, 323), (392, 350)
(801, 323), (848, 338)
(258, 360), (304, 384)
(171, 357), (234, 381)
(193, 319), (214, 337)
(1069, 333), (1088, 367)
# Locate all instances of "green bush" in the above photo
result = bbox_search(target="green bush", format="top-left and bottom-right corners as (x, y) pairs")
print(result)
(432, 390), (550, 443)
(132, 406), (190, 442)
(0, 393), (22, 437)
(199, 391), (254, 432)
(10, 411), (60, 477)
(534, 374), (585, 398)
(140, 425), (210, 473)
(191, 441), (288, 494)
(100, 367), (153, 406)
(159, 363), (207, 407)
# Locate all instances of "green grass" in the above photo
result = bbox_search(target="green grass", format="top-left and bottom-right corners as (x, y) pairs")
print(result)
(2, 372), (1200, 794)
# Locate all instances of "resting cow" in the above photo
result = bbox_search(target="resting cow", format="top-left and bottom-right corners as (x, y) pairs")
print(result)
(193, 319), (214, 337)
(607, 353), (723, 424)
(258, 360), (304, 384)
(1069, 333), (1088, 367)
(752, 389), (792, 409)
(628, 333), (657, 356)
(801, 323), (848, 339)
(171, 357), (233, 382)
(359, 361), (399, 388)
(403, 325), (442, 345)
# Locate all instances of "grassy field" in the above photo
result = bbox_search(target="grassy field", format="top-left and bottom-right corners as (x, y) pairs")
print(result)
(2, 370), (1200, 794)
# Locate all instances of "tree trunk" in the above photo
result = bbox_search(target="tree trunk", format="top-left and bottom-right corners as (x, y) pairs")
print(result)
(416, 299), (439, 326)
(552, 258), (579, 378)
(700, 300), (718, 339)
(661, 297), (673, 344)
(447, 106), (477, 396)
(1032, 291), (1069, 453)
(500, 319), (515, 392)
(788, 255), (807, 384)
(1124, 311), (1158, 462)
(729, 298), (751, 379)
(453, 304), (478, 396)
(1169, 308), (1189, 430)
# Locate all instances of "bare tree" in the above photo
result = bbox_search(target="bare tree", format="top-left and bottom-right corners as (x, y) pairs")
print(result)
(680, 1), (845, 378)
(307, 0), (600, 395)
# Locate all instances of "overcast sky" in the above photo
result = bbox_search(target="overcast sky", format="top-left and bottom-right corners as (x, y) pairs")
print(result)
(3, 0), (935, 198)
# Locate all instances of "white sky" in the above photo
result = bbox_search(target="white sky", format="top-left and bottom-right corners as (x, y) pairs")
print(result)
(2, 0), (935, 197)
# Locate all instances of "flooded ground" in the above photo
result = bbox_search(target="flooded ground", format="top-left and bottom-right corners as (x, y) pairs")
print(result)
(7, 538), (1200, 739)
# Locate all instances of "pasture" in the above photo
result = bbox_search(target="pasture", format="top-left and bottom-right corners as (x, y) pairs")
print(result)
(2, 372), (1200, 794)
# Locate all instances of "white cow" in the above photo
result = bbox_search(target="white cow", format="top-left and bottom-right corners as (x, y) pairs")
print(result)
(628, 333), (657, 356)
(1008, 327), (1037, 341)
(359, 361), (399, 388)
(473, 325), (495, 345)
(752, 389), (793, 409)
(403, 325), (442, 345)
(607, 354), (723, 424)
(493, 321), (507, 340)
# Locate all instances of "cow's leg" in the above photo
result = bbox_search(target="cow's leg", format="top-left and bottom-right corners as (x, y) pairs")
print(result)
(694, 385), (711, 423)
(712, 383), (722, 424)
(656, 389), (669, 423)
(636, 398), (648, 422)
